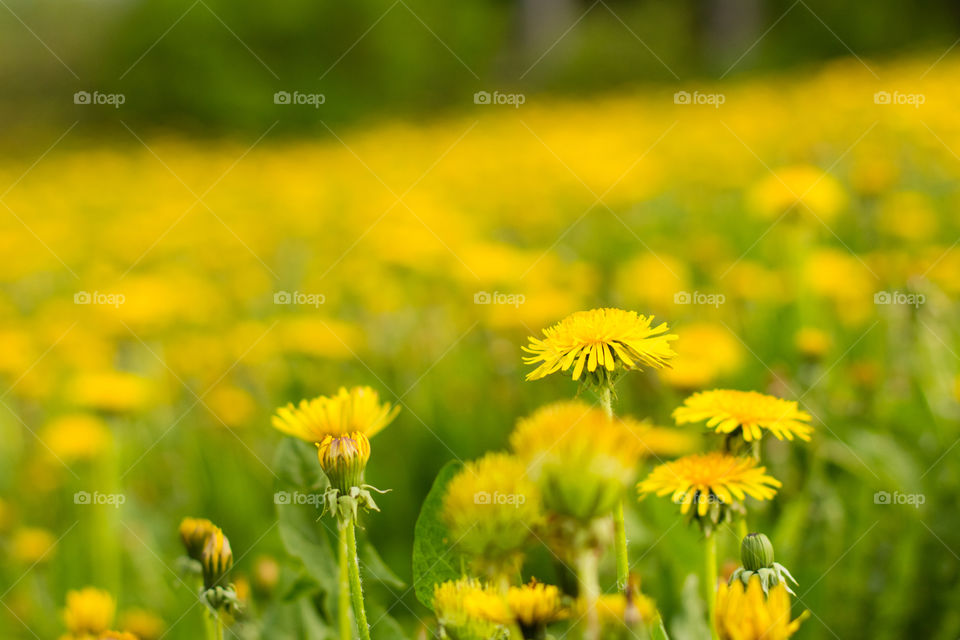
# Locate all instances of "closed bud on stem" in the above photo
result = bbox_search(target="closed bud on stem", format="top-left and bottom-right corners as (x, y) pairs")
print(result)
(179, 517), (216, 561)
(201, 527), (233, 589)
(741, 532), (775, 571)
(317, 432), (370, 494)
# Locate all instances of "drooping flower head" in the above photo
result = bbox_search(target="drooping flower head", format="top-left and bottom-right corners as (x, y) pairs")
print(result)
(63, 587), (115, 637)
(673, 390), (813, 443)
(523, 308), (676, 386)
(715, 576), (808, 640)
(638, 452), (781, 534)
(272, 386), (399, 443)
(178, 517), (217, 561)
(201, 526), (233, 589)
(442, 453), (542, 578)
(317, 431), (371, 493)
(729, 533), (798, 596)
(511, 401), (645, 522)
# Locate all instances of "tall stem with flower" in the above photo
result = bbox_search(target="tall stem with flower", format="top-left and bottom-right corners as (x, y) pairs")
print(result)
(271, 386), (400, 640)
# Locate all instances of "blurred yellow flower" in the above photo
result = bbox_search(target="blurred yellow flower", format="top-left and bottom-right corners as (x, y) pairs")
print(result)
(11, 526), (57, 564)
(662, 323), (744, 390)
(523, 308), (676, 383)
(118, 608), (165, 640)
(715, 577), (808, 640)
(442, 453), (541, 571)
(511, 401), (645, 520)
(272, 386), (399, 442)
(63, 587), (115, 636)
(638, 452), (781, 517)
(673, 389), (813, 442)
(433, 578), (504, 640)
(749, 165), (847, 222)
(794, 327), (832, 359)
(205, 384), (256, 428)
(507, 581), (567, 628)
(40, 414), (111, 462)
(66, 371), (156, 413)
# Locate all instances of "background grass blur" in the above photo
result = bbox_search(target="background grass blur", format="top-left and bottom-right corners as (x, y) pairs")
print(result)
(2, 1), (960, 639)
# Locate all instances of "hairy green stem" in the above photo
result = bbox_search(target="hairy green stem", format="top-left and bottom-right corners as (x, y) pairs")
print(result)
(346, 518), (371, 640)
(577, 548), (600, 640)
(338, 524), (352, 640)
(600, 385), (631, 593)
(614, 501), (629, 592)
(705, 534), (719, 640)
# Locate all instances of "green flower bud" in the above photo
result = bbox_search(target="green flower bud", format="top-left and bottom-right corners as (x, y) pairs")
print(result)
(317, 432), (370, 494)
(741, 532), (774, 571)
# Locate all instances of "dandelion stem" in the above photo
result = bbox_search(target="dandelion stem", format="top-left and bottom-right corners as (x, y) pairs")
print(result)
(577, 548), (601, 640)
(338, 524), (352, 640)
(600, 384), (630, 592)
(614, 501), (629, 591)
(705, 534), (719, 640)
(345, 518), (371, 640)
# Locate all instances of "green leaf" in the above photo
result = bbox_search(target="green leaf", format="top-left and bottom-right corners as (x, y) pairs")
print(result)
(368, 601), (412, 640)
(650, 616), (672, 640)
(412, 460), (466, 610)
(361, 539), (406, 589)
(275, 439), (338, 597)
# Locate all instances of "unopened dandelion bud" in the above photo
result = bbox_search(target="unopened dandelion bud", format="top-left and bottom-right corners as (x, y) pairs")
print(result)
(201, 527), (233, 589)
(317, 432), (370, 494)
(178, 517), (216, 561)
(741, 532), (774, 571)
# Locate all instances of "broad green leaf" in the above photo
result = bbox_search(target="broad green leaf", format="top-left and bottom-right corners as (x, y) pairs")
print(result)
(368, 601), (412, 640)
(412, 460), (466, 609)
(361, 539), (406, 589)
(274, 438), (338, 596)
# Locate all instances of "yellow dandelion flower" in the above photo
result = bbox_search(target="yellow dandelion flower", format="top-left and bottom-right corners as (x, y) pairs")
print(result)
(66, 370), (156, 413)
(433, 578), (504, 640)
(662, 323), (744, 390)
(748, 164), (846, 222)
(511, 401), (644, 521)
(272, 386), (399, 442)
(118, 608), (165, 640)
(507, 581), (567, 628)
(794, 327), (832, 360)
(638, 452), (781, 518)
(584, 592), (657, 630)
(523, 308), (676, 384)
(178, 517), (217, 561)
(11, 527), (57, 565)
(64, 587), (115, 636)
(442, 453), (541, 571)
(673, 390), (813, 442)
(715, 577), (808, 640)
(40, 414), (112, 462)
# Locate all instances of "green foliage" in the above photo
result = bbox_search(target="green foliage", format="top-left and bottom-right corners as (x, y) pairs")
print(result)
(412, 460), (466, 610)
